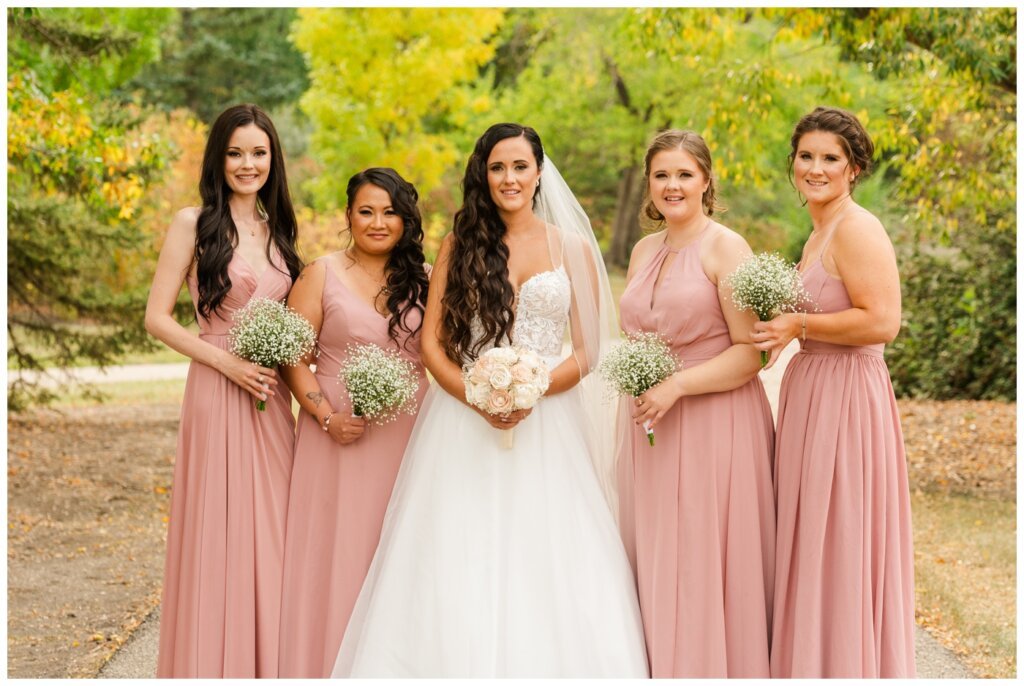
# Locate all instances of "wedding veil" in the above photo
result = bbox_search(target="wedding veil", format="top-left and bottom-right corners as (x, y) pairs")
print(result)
(534, 157), (623, 518)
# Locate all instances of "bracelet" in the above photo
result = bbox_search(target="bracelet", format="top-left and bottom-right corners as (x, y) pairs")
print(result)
(800, 311), (807, 341)
(321, 411), (336, 432)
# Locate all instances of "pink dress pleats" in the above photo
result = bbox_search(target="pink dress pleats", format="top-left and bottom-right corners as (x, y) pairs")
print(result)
(157, 253), (296, 678)
(277, 263), (428, 677)
(770, 259), (916, 677)
(617, 230), (776, 677)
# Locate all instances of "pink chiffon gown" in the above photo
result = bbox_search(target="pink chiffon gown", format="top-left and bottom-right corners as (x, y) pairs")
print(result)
(277, 262), (428, 677)
(770, 246), (915, 677)
(157, 251), (296, 678)
(617, 225), (776, 677)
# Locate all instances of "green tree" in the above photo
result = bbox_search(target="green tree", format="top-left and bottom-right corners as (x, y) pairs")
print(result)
(773, 8), (1016, 398)
(292, 7), (505, 208)
(128, 8), (309, 124)
(7, 9), (171, 409)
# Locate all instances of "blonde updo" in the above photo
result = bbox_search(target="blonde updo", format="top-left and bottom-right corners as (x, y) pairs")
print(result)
(640, 129), (723, 227)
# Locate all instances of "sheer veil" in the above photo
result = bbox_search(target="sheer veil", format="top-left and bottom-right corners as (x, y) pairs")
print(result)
(534, 156), (622, 517)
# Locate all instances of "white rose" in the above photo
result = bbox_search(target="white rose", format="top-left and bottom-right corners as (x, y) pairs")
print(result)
(488, 367), (513, 389)
(486, 347), (518, 365)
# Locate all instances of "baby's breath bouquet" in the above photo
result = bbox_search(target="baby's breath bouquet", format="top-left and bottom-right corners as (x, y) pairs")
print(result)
(726, 252), (812, 367)
(338, 343), (421, 424)
(228, 297), (316, 411)
(599, 332), (680, 446)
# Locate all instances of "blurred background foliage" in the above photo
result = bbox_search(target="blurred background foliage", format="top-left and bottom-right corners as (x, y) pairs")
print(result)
(7, 7), (1016, 408)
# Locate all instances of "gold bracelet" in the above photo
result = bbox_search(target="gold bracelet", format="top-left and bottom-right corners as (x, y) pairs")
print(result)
(801, 312), (807, 341)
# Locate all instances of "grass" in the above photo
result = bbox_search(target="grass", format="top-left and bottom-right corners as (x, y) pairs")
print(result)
(8, 324), (191, 370)
(912, 491), (1016, 678)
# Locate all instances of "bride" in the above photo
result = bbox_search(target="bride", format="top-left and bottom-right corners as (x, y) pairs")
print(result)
(331, 123), (649, 677)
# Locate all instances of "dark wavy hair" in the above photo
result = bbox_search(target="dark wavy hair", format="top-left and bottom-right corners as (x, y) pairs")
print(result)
(345, 167), (429, 350)
(441, 123), (544, 364)
(194, 104), (302, 320)
(788, 106), (875, 193)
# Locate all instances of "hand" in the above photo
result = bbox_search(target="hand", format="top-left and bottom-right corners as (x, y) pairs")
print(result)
(632, 376), (682, 430)
(221, 353), (277, 402)
(751, 313), (800, 370)
(475, 406), (533, 430)
(326, 413), (366, 446)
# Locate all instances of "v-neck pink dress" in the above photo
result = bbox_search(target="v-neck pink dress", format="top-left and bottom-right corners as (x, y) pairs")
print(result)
(770, 250), (915, 677)
(158, 250), (296, 678)
(277, 261), (428, 677)
(617, 226), (775, 677)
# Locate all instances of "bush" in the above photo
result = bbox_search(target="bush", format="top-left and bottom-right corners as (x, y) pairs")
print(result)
(887, 226), (1015, 400)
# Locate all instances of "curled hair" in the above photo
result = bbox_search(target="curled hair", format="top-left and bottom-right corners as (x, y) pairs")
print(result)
(441, 123), (544, 364)
(195, 103), (303, 320)
(345, 167), (429, 351)
(640, 129), (723, 227)
(788, 106), (875, 191)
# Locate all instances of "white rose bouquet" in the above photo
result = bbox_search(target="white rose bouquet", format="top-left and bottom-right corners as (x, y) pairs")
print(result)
(338, 343), (421, 425)
(463, 346), (551, 449)
(725, 252), (813, 367)
(228, 297), (317, 411)
(599, 332), (680, 446)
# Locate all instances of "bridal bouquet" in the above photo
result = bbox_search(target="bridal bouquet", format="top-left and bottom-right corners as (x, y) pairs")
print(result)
(599, 332), (679, 446)
(228, 297), (317, 411)
(463, 346), (550, 449)
(338, 343), (421, 424)
(726, 252), (812, 367)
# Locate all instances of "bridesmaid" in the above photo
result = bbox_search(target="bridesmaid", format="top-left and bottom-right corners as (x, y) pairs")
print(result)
(753, 106), (915, 677)
(277, 168), (430, 677)
(145, 104), (302, 677)
(618, 130), (775, 677)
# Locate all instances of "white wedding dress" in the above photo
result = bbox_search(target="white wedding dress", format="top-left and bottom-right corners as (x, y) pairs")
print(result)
(331, 265), (649, 677)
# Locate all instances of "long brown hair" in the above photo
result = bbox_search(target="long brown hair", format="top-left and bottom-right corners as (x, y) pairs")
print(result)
(441, 123), (544, 364)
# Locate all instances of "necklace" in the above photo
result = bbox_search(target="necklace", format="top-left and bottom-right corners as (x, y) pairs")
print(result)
(346, 248), (390, 296)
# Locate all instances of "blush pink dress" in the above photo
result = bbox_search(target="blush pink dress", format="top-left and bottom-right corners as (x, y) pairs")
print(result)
(770, 243), (915, 677)
(157, 251), (296, 678)
(617, 226), (776, 677)
(277, 262), (428, 677)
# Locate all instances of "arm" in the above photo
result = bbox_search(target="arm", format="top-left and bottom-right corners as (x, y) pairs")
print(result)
(634, 227), (763, 430)
(751, 211), (901, 367)
(279, 259), (365, 445)
(144, 207), (276, 402)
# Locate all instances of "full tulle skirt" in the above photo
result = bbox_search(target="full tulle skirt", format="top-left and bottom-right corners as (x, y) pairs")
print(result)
(331, 385), (649, 677)
(771, 350), (915, 678)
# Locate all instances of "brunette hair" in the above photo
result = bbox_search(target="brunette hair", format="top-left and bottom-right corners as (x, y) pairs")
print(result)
(194, 103), (302, 320)
(441, 123), (544, 364)
(345, 167), (429, 350)
(788, 106), (875, 190)
(640, 129), (722, 225)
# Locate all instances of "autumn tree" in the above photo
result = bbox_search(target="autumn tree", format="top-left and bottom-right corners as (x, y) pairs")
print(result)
(291, 8), (505, 208)
(7, 8), (172, 409)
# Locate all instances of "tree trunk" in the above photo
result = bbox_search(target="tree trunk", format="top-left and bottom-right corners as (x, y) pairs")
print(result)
(608, 165), (644, 268)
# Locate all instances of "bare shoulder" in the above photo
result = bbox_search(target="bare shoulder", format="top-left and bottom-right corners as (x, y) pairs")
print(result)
(833, 207), (893, 255)
(630, 231), (665, 263)
(166, 206), (201, 239)
(707, 222), (752, 256)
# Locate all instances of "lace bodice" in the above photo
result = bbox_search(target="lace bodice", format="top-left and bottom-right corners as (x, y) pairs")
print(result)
(470, 267), (571, 361)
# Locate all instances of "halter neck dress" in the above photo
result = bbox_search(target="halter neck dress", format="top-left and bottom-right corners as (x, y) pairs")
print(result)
(617, 225), (776, 677)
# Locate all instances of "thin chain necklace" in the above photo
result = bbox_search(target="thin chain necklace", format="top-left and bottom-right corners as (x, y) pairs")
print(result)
(346, 248), (390, 296)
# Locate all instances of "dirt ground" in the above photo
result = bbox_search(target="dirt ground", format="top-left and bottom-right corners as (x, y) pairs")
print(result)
(7, 404), (178, 678)
(5, 398), (1016, 677)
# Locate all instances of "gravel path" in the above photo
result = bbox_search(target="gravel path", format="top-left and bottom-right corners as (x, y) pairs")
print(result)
(96, 347), (973, 678)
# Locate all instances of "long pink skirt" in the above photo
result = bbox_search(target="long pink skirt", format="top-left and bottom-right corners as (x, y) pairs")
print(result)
(771, 350), (915, 677)
(157, 353), (294, 678)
